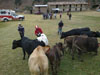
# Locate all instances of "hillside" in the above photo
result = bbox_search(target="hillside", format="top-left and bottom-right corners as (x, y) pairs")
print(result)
(0, 0), (32, 9)
(0, 0), (87, 10)
(0, 0), (15, 9)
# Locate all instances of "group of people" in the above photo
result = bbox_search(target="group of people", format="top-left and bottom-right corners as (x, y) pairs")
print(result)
(18, 19), (64, 42)
(42, 12), (63, 20)
(18, 23), (49, 46)
(43, 13), (53, 20)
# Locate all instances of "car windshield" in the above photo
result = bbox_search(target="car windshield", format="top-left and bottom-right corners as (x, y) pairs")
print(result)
(11, 12), (17, 16)
(13, 14), (17, 16)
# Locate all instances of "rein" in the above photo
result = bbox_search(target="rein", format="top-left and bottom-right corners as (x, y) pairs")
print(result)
(46, 48), (50, 54)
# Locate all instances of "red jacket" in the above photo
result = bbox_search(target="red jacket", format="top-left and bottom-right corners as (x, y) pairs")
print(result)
(35, 27), (43, 36)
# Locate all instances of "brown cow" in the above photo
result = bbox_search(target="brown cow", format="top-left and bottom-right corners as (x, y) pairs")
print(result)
(64, 36), (74, 54)
(64, 35), (98, 61)
(46, 42), (64, 75)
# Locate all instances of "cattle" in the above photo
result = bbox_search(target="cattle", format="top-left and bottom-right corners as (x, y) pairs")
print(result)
(12, 37), (45, 60)
(64, 35), (99, 61)
(64, 36), (74, 54)
(46, 42), (64, 75)
(60, 27), (90, 39)
(80, 31), (100, 37)
(28, 46), (50, 75)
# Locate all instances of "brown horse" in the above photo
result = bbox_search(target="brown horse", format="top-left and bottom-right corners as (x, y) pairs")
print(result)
(46, 42), (64, 75)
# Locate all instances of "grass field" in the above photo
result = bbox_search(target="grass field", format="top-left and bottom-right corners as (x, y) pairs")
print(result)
(0, 11), (100, 75)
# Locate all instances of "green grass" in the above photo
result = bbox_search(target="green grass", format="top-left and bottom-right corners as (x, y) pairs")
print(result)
(0, 11), (100, 75)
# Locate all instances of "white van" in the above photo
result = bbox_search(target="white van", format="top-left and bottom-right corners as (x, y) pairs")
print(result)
(0, 9), (25, 22)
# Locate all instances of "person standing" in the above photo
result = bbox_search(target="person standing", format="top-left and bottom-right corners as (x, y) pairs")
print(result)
(54, 12), (57, 19)
(18, 23), (24, 38)
(60, 12), (62, 18)
(67, 11), (69, 16)
(69, 13), (72, 20)
(43, 13), (46, 20)
(58, 20), (64, 35)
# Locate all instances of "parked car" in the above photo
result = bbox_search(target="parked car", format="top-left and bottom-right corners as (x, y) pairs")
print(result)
(34, 11), (43, 15)
(97, 9), (100, 12)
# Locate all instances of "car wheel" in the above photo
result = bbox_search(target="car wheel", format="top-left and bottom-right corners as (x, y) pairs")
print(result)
(3, 18), (8, 22)
(19, 18), (24, 21)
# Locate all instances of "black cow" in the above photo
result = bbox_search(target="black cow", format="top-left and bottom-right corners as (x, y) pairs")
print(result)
(12, 37), (45, 60)
(60, 27), (90, 39)
(80, 31), (100, 37)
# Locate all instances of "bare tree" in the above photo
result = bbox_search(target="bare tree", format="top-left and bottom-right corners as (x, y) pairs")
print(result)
(15, 0), (22, 9)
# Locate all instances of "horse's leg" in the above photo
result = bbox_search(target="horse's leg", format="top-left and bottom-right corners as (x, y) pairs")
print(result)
(22, 49), (26, 60)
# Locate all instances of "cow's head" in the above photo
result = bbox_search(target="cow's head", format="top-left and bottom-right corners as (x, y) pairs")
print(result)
(60, 32), (66, 39)
(12, 40), (21, 49)
(36, 45), (50, 53)
(56, 42), (65, 56)
(96, 31), (100, 37)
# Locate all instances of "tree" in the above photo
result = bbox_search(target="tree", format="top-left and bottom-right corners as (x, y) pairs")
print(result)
(43, 0), (48, 4)
(15, 0), (22, 8)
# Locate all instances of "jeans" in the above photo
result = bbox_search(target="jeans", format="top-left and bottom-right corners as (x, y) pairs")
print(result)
(58, 27), (62, 35)
(19, 32), (24, 38)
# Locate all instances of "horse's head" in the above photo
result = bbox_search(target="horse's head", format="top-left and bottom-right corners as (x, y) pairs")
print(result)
(12, 40), (21, 49)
